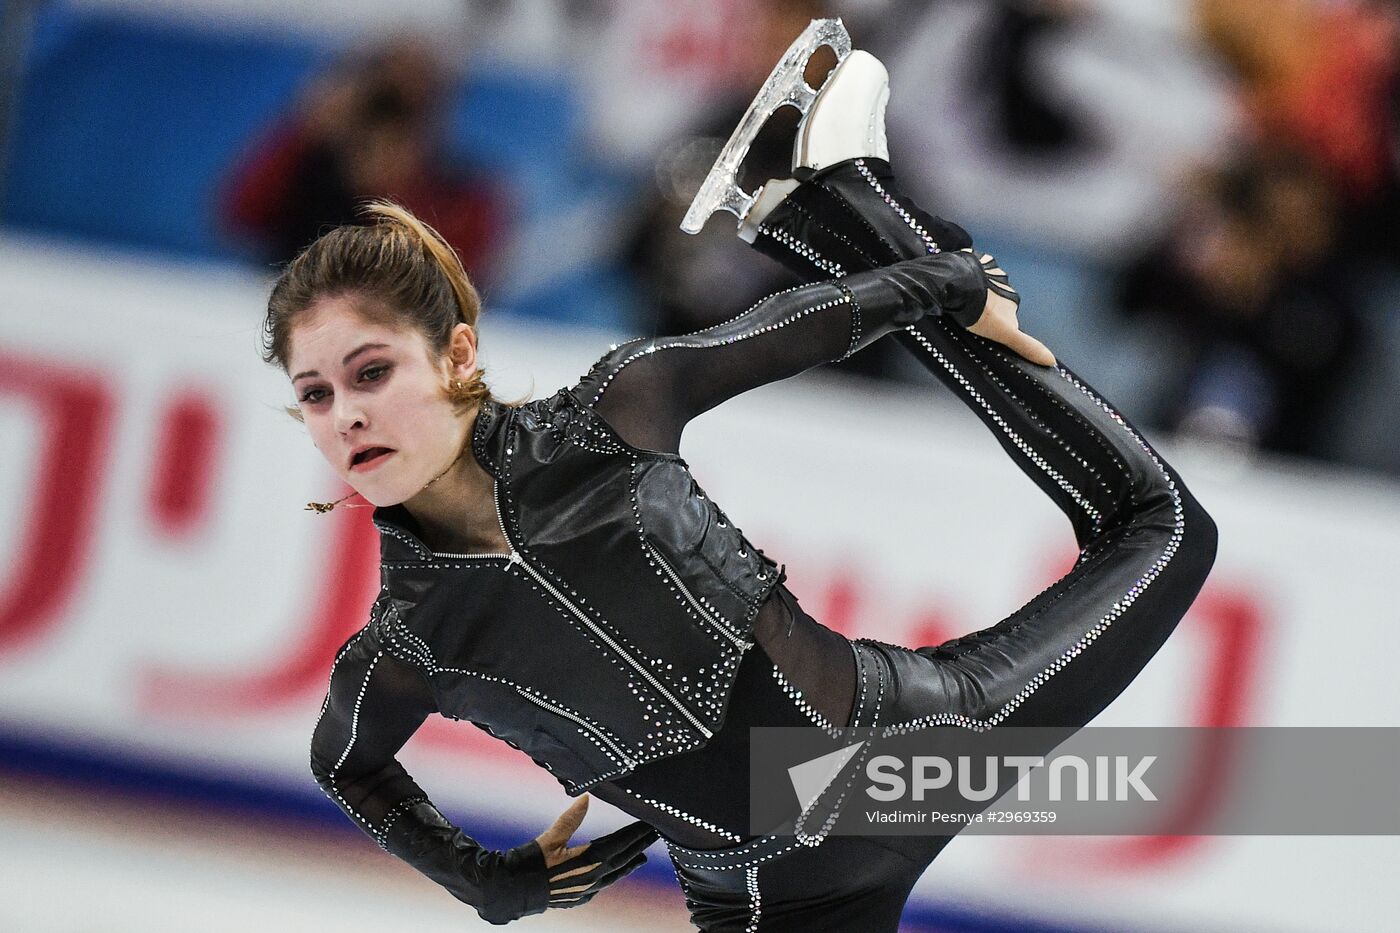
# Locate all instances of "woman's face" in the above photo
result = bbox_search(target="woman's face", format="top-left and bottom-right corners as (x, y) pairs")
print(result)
(287, 295), (474, 507)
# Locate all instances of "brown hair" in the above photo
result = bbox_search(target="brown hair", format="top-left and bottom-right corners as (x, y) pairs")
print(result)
(262, 199), (525, 422)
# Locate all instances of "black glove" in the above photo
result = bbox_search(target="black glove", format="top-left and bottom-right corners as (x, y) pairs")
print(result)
(541, 820), (658, 911)
(970, 249), (1021, 316)
(380, 800), (551, 924)
(838, 248), (990, 355)
(745, 158), (1048, 364)
(381, 801), (656, 925)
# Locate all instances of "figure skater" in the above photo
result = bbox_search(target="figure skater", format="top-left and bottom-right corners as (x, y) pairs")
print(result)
(269, 20), (1216, 931)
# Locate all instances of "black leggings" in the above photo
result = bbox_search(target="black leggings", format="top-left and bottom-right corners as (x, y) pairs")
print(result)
(665, 159), (1219, 931)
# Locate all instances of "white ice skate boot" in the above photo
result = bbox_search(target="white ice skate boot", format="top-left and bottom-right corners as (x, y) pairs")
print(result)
(736, 48), (892, 242)
(680, 17), (853, 236)
(790, 48), (889, 174)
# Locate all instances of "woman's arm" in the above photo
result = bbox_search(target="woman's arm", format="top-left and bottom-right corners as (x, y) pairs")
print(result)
(572, 250), (992, 455)
(310, 621), (657, 924)
(310, 627), (551, 924)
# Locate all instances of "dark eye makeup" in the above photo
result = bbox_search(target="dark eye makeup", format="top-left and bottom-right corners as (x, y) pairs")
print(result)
(297, 363), (391, 405)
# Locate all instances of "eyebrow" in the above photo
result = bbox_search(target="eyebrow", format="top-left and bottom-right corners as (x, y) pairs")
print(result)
(292, 343), (391, 382)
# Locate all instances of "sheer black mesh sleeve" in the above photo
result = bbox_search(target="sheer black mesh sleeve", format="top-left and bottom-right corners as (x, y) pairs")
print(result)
(570, 251), (988, 454)
(310, 626), (438, 838)
(309, 622), (550, 922)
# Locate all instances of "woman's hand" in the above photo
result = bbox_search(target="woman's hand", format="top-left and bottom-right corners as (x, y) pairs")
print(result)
(533, 795), (657, 908)
(960, 250), (1057, 367)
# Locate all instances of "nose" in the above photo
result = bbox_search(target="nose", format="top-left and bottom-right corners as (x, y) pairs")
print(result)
(333, 396), (367, 436)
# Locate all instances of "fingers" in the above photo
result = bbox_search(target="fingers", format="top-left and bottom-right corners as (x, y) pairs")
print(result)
(977, 252), (1019, 304)
(551, 822), (654, 876)
(597, 852), (647, 886)
(549, 861), (603, 883)
(557, 820), (653, 868)
(585, 823), (655, 862)
(552, 850), (642, 894)
(968, 306), (1057, 366)
(550, 881), (596, 896)
(1006, 329), (1057, 367)
(987, 278), (1019, 302)
(544, 821), (656, 909)
(537, 795), (590, 851)
(545, 817), (651, 867)
(960, 252), (1054, 366)
(533, 809), (656, 910)
(547, 852), (647, 909)
(587, 820), (658, 853)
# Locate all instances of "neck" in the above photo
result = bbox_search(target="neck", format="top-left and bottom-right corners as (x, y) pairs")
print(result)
(398, 403), (493, 546)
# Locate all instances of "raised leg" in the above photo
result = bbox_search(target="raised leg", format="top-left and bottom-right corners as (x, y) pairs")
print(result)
(697, 51), (1219, 731)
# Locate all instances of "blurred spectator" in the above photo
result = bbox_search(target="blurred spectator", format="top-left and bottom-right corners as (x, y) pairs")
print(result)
(1196, 0), (1400, 261)
(219, 35), (507, 278)
(622, 0), (908, 382)
(1112, 150), (1364, 458)
(1105, 0), (1400, 462)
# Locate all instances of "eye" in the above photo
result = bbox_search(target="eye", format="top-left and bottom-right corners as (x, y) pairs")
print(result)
(360, 364), (390, 383)
(297, 363), (389, 405)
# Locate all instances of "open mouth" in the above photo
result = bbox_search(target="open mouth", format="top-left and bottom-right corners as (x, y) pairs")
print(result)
(350, 447), (395, 471)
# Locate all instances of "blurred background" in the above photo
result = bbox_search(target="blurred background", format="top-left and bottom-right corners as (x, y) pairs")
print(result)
(1, 0), (1398, 931)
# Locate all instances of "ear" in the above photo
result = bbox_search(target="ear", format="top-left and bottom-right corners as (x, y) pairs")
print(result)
(446, 323), (479, 381)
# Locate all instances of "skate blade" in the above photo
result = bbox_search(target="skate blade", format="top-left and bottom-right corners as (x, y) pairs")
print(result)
(680, 17), (852, 235)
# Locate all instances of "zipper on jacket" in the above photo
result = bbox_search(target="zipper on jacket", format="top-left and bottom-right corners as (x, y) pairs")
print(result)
(517, 689), (637, 770)
(642, 540), (752, 650)
(492, 479), (715, 740)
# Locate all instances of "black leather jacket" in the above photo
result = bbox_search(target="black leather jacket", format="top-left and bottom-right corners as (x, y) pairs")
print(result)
(308, 248), (992, 921)
(369, 387), (786, 791)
